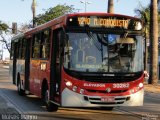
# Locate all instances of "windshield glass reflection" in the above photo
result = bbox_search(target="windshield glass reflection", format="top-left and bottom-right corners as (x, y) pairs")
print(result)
(64, 32), (143, 73)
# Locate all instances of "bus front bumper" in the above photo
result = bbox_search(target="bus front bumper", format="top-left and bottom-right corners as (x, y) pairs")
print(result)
(61, 88), (144, 107)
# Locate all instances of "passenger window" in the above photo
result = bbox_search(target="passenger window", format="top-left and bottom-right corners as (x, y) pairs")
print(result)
(17, 38), (26, 59)
(41, 30), (50, 59)
(32, 33), (41, 58)
(21, 38), (26, 59)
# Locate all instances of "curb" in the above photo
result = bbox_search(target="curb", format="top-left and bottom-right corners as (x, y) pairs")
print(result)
(2, 66), (9, 69)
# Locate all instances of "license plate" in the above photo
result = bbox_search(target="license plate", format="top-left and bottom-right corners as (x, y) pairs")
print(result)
(101, 97), (115, 102)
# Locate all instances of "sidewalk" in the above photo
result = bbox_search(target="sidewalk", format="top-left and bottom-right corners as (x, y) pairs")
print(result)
(0, 63), (20, 119)
(144, 83), (160, 98)
(144, 84), (160, 93)
(0, 63), (9, 69)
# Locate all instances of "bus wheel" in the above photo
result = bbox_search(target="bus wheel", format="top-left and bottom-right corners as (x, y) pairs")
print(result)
(101, 107), (114, 110)
(44, 89), (58, 112)
(17, 80), (25, 96)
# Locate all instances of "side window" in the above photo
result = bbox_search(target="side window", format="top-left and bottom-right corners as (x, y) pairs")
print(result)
(16, 41), (19, 59)
(10, 41), (17, 60)
(12, 38), (25, 59)
(41, 29), (50, 59)
(17, 39), (21, 59)
(17, 38), (23, 59)
(32, 33), (41, 58)
(10, 42), (14, 59)
(21, 38), (26, 59)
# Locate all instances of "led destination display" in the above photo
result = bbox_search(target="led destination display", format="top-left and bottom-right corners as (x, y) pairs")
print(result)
(67, 15), (142, 30)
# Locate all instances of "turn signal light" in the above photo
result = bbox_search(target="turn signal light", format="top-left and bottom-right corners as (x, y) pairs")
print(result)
(139, 83), (143, 88)
(73, 86), (78, 92)
(80, 89), (85, 94)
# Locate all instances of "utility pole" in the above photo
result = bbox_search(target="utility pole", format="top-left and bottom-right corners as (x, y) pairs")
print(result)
(108, 0), (114, 13)
(12, 22), (17, 34)
(22, 0), (36, 27)
(31, 0), (36, 28)
(80, 0), (91, 12)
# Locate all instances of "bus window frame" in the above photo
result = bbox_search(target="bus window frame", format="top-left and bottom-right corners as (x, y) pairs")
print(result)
(32, 32), (41, 59)
(31, 29), (51, 60)
(40, 29), (51, 59)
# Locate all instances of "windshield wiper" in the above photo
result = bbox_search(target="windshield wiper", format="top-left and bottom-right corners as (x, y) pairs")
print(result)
(97, 34), (108, 46)
(87, 32), (105, 63)
(87, 31), (101, 51)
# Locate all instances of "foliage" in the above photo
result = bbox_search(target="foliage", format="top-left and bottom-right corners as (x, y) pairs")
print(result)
(0, 21), (11, 54)
(135, 2), (160, 38)
(34, 4), (75, 25)
(136, 1), (159, 84)
(0, 21), (9, 33)
(135, 7), (150, 25)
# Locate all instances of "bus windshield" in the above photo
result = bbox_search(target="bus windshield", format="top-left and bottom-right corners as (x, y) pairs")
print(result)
(64, 32), (143, 73)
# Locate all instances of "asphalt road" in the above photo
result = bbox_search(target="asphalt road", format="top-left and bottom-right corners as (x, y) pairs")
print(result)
(0, 65), (160, 120)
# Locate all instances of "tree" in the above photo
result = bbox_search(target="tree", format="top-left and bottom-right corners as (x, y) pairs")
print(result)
(0, 21), (11, 54)
(135, 6), (150, 73)
(107, 0), (114, 13)
(135, 1), (159, 84)
(0, 21), (8, 32)
(149, 0), (159, 84)
(135, 7), (150, 27)
(34, 4), (75, 25)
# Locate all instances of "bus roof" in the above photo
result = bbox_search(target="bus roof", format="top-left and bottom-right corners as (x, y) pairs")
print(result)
(12, 13), (141, 39)
(11, 33), (24, 42)
(67, 12), (139, 20)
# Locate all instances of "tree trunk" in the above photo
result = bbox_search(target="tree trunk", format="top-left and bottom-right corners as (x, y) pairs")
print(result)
(149, 0), (159, 84)
(108, 0), (114, 13)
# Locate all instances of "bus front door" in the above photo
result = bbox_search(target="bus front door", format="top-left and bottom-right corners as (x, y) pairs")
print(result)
(50, 30), (62, 103)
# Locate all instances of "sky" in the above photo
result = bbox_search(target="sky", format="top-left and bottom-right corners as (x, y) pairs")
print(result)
(0, 0), (150, 25)
(0, 0), (150, 59)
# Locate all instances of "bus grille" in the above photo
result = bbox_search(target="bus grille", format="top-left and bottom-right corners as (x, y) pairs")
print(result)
(84, 96), (130, 105)
(86, 89), (128, 94)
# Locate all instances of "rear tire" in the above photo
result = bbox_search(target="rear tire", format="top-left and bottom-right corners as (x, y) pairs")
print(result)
(17, 80), (25, 96)
(43, 86), (58, 112)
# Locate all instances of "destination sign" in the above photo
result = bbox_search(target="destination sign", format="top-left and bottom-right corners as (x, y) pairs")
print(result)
(67, 15), (142, 30)
(78, 17), (129, 29)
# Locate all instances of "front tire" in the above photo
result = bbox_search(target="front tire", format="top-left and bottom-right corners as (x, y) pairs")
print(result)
(43, 87), (58, 112)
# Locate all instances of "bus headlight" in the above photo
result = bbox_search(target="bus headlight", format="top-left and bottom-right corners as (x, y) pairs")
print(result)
(65, 81), (72, 87)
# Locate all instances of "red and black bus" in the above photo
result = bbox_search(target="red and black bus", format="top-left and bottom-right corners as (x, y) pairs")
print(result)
(10, 13), (144, 111)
